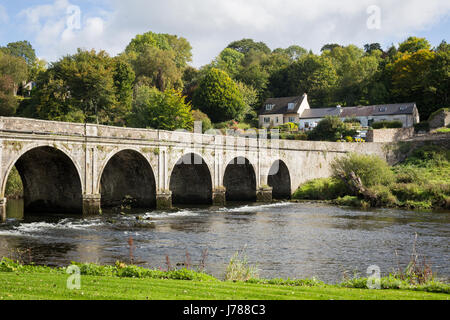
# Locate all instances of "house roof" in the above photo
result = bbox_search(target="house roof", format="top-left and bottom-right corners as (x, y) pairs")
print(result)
(259, 94), (307, 115)
(300, 103), (417, 119)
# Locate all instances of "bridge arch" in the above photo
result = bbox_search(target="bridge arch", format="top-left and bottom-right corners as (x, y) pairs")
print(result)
(2, 144), (84, 214)
(223, 157), (257, 202)
(267, 160), (292, 199)
(169, 153), (213, 205)
(98, 149), (156, 209)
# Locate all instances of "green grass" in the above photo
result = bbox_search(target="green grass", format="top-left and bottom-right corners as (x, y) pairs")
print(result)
(1, 272), (448, 300)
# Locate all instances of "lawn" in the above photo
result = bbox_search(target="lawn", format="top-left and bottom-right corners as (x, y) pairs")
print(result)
(0, 272), (448, 300)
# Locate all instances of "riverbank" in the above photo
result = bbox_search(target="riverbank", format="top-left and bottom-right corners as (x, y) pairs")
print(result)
(293, 144), (450, 211)
(0, 260), (448, 300)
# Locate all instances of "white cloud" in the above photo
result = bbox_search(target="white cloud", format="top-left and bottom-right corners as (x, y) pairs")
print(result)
(0, 5), (8, 24)
(17, 0), (450, 66)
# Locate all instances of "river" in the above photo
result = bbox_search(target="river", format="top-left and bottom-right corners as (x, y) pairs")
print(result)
(0, 199), (449, 284)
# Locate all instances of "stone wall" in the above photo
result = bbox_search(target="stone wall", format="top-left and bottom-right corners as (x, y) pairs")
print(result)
(429, 109), (450, 129)
(366, 128), (415, 143)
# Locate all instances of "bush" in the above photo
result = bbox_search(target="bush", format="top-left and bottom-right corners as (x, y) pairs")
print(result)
(333, 196), (369, 208)
(372, 121), (403, 129)
(225, 251), (259, 282)
(293, 178), (350, 200)
(368, 185), (398, 207)
(308, 116), (357, 142)
(331, 153), (395, 188)
(192, 109), (212, 132)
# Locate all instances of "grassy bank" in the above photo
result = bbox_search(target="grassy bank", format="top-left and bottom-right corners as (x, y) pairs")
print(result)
(293, 145), (450, 210)
(0, 259), (448, 300)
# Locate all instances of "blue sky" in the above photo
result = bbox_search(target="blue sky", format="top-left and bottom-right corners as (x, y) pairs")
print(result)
(0, 0), (449, 67)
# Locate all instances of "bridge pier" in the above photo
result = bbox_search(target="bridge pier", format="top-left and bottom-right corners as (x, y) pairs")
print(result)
(156, 191), (172, 210)
(82, 194), (101, 216)
(256, 186), (273, 203)
(212, 187), (226, 206)
(0, 198), (6, 222)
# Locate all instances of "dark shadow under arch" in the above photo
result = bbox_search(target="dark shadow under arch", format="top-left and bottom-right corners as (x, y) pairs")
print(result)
(169, 153), (212, 205)
(100, 150), (156, 208)
(223, 157), (256, 202)
(268, 160), (291, 199)
(11, 146), (82, 214)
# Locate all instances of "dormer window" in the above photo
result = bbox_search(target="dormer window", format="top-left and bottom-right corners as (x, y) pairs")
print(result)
(266, 104), (275, 111)
(288, 103), (295, 110)
(379, 107), (387, 112)
(400, 106), (407, 111)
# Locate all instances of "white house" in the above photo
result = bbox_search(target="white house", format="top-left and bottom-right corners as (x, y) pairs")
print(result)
(258, 94), (310, 128)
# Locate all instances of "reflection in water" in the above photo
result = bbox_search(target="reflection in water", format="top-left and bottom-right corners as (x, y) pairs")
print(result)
(0, 202), (449, 283)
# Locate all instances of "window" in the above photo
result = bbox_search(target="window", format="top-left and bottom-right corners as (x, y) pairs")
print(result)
(400, 106), (407, 111)
(288, 103), (295, 110)
(379, 107), (387, 112)
(264, 117), (270, 123)
(276, 117), (279, 124)
(265, 104), (275, 111)
(305, 122), (310, 128)
(288, 117), (296, 122)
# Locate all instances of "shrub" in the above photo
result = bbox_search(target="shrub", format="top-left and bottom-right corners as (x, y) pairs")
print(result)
(368, 185), (398, 207)
(192, 109), (212, 132)
(333, 196), (368, 208)
(331, 153), (395, 188)
(344, 136), (353, 142)
(308, 116), (357, 142)
(292, 178), (350, 200)
(225, 251), (259, 282)
(372, 121), (403, 129)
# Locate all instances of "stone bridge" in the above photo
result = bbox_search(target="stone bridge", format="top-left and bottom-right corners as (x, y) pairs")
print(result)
(0, 117), (389, 221)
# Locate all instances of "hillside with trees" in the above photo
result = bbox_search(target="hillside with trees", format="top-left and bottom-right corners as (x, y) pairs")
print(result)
(0, 35), (448, 131)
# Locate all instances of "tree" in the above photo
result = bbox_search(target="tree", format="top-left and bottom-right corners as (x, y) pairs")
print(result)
(227, 39), (271, 55)
(129, 86), (193, 130)
(3, 41), (36, 67)
(125, 31), (192, 68)
(320, 44), (342, 52)
(192, 68), (246, 123)
(0, 75), (18, 116)
(0, 51), (28, 94)
(235, 81), (258, 122)
(110, 57), (135, 125)
(30, 49), (127, 124)
(210, 48), (245, 78)
(273, 45), (308, 61)
(364, 43), (382, 54)
(133, 47), (183, 91)
(398, 37), (431, 53)
(268, 54), (338, 106)
(388, 49), (446, 119)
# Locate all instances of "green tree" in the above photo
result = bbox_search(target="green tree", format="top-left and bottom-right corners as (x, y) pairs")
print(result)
(125, 31), (192, 69)
(129, 86), (193, 130)
(398, 37), (431, 53)
(193, 68), (245, 123)
(210, 48), (245, 78)
(227, 39), (271, 55)
(268, 54), (338, 106)
(2, 41), (36, 67)
(0, 51), (28, 94)
(133, 47), (183, 91)
(30, 49), (123, 124)
(110, 57), (135, 125)
(0, 75), (18, 116)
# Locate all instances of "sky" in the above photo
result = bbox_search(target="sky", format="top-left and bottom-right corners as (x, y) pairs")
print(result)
(0, 0), (449, 67)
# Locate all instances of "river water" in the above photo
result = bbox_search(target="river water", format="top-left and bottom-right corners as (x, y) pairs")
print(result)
(0, 200), (449, 283)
